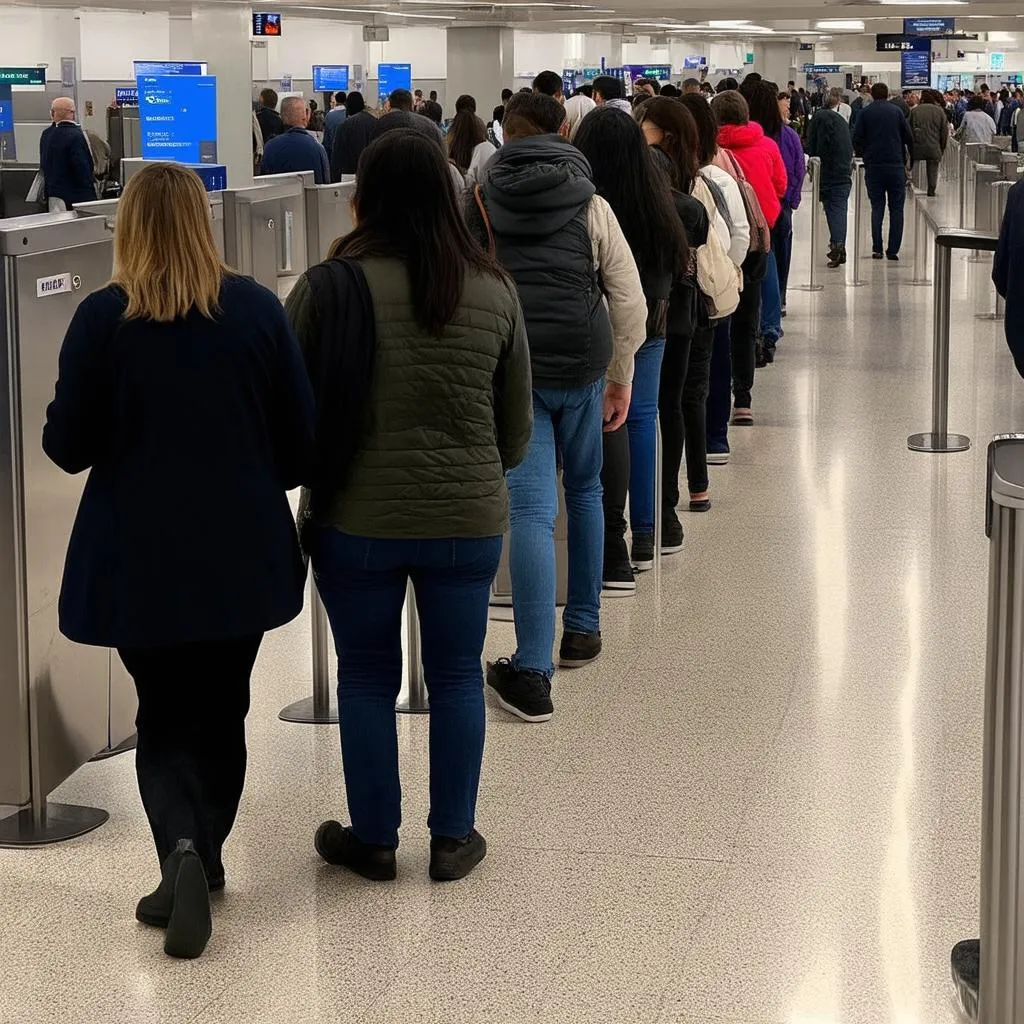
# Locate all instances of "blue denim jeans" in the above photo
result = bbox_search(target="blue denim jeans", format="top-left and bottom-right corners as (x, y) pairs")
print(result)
(508, 378), (605, 678)
(760, 249), (783, 345)
(627, 337), (666, 535)
(820, 181), (852, 248)
(311, 528), (502, 848)
(866, 164), (907, 257)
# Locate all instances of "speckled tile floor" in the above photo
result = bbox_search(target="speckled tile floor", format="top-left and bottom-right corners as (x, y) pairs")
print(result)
(0, 176), (1013, 1023)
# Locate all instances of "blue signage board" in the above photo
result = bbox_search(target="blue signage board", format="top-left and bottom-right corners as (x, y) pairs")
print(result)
(901, 37), (932, 88)
(991, 52), (1005, 71)
(139, 75), (218, 164)
(115, 86), (138, 106)
(903, 17), (955, 37)
(803, 64), (842, 74)
(377, 62), (411, 105)
(133, 60), (206, 77)
(313, 65), (349, 92)
(0, 67), (45, 87)
(0, 83), (14, 160)
(683, 56), (706, 69)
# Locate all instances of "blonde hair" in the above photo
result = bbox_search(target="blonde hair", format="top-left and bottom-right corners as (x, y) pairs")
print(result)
(113, 162), (226, 322)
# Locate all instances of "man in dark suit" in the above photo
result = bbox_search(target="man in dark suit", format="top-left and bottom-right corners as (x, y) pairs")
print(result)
(255, 88), (284, 144)
(39, 97), (95, 210)
(994, 180), (1024, 377)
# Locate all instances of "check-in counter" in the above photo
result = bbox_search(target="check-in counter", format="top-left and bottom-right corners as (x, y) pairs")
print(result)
(0, 162), (45, 219)
(252, 171), (313, 284)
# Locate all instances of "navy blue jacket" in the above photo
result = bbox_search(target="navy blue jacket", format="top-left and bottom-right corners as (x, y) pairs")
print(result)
(852, 100), (914, 168)
(260, 126), (330, 184)
(42, 276), (316, 649)
(994, 180), (1024, 377)
(322, 107), (347, 161)
(40, 122), (95, 207)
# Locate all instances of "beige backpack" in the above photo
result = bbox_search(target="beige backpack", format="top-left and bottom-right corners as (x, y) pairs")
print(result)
(690, 177), (742, 320)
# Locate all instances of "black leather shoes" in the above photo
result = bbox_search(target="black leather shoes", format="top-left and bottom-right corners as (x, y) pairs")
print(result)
(315, 821), (397, 880)
(163, 840), (212, 959)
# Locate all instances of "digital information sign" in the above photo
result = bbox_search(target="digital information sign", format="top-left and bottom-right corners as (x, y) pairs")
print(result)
(377, 62), (411, 105)
(0, 83), (14, 160)
(115, 86), (139, 106)
(139, 75), (218, 165)
(252, 12), (282, 36)
(901, 38), (932, 88)
(133, 60), (206, 77)
(903, 17), (955, 37)
(313, 65), (350, 92)
(0, 67), (46, 87)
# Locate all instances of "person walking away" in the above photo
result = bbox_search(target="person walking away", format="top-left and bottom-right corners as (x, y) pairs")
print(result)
(712, 89), (786, 414)
(807, 88), (854, 267)
(573, 106), (689, 588)
(592, 75), (633, 114)
(993, 179), (1024, 377)
(42, 162), (315, 959)
(852, 82), (913, 260)
(287, 129), (532, 883)
(39, 97), (95, 211)
(448, 103), (489, 175)
(957, 94), (998, 146)
(563, 93), (595, 142)
(260, 96), (330, 183)
(256, 88), (283, 143)
(850, 83), (872, 132)
(330, 91), (376, 180)
(909, 89), (948, 198)
(468, 92), (646, 722)
(322, 90), (347, 157)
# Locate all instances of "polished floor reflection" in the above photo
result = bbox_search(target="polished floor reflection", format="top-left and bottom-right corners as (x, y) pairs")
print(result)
(0, 184), (1012, 1023)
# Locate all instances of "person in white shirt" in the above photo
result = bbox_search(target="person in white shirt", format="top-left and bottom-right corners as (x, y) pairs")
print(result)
(830, 87), (852, 123)
(959, 95), (998, 145)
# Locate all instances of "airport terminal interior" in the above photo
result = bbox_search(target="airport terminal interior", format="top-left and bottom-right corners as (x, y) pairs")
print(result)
(1, 0), (1024, 1022)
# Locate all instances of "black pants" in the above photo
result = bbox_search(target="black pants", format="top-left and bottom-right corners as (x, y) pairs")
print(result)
(658, 328), (692, 511)
(602, 424), (629, 558)
(681, 325), (714, 495)
(118, 634), (264, 880)
(771, 205), (794, 311)
(926, 158), (940, 195)
(731, 276), (760, 409)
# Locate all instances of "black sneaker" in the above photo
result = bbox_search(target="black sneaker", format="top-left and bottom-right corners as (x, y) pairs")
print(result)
(872, 251), (883, 260)
(486, 659), (553, 722)
(951, 939), (979, 1021)
(429, 829), (487, 881)
(603, 537), (636, 597)
(314, 821), (397, 880)
(763, 342), (776, 364)
(558, 631), (602, 668)
(631, 533), (654, 571)
(886, 253), (900, 262)
(827, 245), (842, 269)
(839, 246), (847, 265)
(662, 509), (684, 554)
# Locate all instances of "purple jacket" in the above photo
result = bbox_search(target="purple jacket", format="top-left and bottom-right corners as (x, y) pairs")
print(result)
(776, 124), (806, 210)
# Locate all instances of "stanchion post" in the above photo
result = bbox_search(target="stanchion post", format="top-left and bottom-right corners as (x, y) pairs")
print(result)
(653, 418), (663, 587)
(977, 181), (1013, 321)
(279, 579), (338, 724)
(849, 160), (867, 287)
(799, 156), (824, 293)
(396, 583), (429, 714)
(909, 192), (931, 286)
(959, 143), (970, 227)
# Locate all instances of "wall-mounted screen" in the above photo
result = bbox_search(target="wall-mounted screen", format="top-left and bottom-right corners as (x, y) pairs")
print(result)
(903, 17), (955, 37)
(252, 12), (282, 36)
(901, 38), (932, 88)
(313, 65), (350, 92)
(139, 74), (218, 165)
(133, 61), (206, 77)
(377, 62), (411, 105)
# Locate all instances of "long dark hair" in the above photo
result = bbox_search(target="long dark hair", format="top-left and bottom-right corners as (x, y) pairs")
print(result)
(447, 109), (487, 172)
(743, 80), (783, 139)
(633, 96), (700, 192)
(333, 129), (505, 335)
(573, 107), (688, 276)
(679, 93), (720, 167)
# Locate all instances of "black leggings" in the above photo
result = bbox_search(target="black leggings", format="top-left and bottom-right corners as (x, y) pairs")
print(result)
(118, 634), (264, 879)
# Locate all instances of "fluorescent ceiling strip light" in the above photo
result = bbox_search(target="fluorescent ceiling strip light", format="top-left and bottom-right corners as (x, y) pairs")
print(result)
(816, 20), (864, 30)
(291, 4), (453, 15)
(707, 20), (750, 27)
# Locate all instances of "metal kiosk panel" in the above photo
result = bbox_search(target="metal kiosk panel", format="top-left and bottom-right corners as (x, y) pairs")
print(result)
(304, 181), (355, 266)
(0, 212), (133, 845)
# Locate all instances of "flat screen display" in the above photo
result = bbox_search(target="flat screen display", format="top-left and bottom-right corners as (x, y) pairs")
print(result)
(252, 13), (282, 36)
(903, 17), (955, 37)
(139, 75), (218, 165)
(313, 65), (350, 92)
(377, 62), (411, 105)
(901, 38), (932, 88)
(133, 61), (206, 77)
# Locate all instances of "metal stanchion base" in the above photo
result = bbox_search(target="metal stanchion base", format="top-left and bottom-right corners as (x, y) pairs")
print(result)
(396, 696), (430, 715)
(797, 284), (824, 292)
(0, 803), (108, 848)
(907, 432), (971, 453)
(89, 733), (137, 761)
(279, 695), (338, 724)
(846, 278), (868, 287)
(976, 311), (1005, 322)
(908, 279), (932, 287)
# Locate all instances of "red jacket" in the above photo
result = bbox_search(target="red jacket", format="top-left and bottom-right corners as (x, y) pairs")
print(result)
(717, 122), (787, 228)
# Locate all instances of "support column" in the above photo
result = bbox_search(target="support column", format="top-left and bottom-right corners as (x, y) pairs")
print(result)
(445, 27), (514, 113)
(191, 4), (252, 187)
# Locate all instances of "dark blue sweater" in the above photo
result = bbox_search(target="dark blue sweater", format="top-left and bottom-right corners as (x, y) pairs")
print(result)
(42, 276), (315, 648)
(40, 122), (95, 207)
(260, 126), (330, 184)
(852, 100), (914, 168)
(994, 180), (1024, 377)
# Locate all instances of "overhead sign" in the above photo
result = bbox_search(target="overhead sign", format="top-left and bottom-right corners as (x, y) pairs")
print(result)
(0, 68), (46, 87)
(991, 52), (1005, 70)
(363, 25), (390, 42)
(877, 34), (917, 53)
(252, 12), (282, 36)
(803, 64), (842, 74)
(313, 65), (350, 92)
(683, 56), (706, 69)
(138, 74), (218, 165)
(133, 61), (206, 77)
(903, 17), (955, 37)
(377, 62), (411, 105)
(115, 86), (138, 106)
(901, 37), (932, 88)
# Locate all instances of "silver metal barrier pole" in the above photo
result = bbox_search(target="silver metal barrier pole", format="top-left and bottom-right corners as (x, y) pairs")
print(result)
(959, 143), (970, 226)
(396, 583), (429, 714)
(909, 192), (931, 287)
(849, 160), (867, 287)
(280, 579), (338, 723)
(958, 435), (1024, 1024)
(653, 417), (663, 586)
(798, 156), (824, 293)
(978, 181), (1013, 322)
(908, 229), (998, 453)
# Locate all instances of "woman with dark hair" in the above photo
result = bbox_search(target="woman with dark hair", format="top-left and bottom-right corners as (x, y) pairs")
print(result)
(743, 79), (804, 353)
(573, 107), (691, 585)
(634, 95), (701, 193)
(286, 129), (533, 883)
(448, 106), (488, 174)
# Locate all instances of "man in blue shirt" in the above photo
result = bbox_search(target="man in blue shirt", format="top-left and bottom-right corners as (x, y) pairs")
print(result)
(259, 96), (330, 184)
(322, 90), (347, 158)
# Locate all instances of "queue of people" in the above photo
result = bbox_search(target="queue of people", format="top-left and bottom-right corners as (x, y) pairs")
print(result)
(44, 71), (809, 962)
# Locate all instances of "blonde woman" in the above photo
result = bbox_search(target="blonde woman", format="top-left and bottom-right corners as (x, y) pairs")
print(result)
(43, 162), (315, 960)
